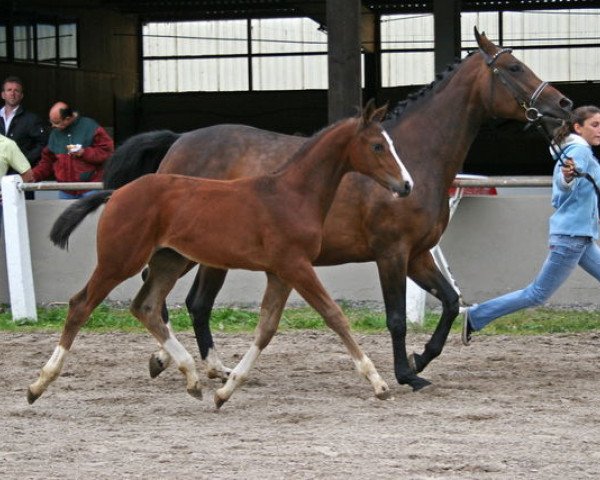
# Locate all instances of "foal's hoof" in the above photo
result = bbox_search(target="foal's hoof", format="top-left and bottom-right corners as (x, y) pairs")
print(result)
(214, 392), (227, 409)
(206, 367), (231, 383)
(148, 354), (167, 379)
(408, 352), (425, 373)
(186, 382), (203, 400)
(27, 387), (41, 405)
(375, 385), (392, 401)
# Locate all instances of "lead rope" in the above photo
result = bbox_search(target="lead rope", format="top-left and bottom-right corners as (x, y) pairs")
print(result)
(529, 114), (600, 210)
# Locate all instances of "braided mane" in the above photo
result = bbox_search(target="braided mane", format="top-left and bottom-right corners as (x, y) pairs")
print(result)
(387, 50), (477, 120)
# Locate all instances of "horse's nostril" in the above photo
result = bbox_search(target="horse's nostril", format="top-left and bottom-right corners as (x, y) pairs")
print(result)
(560, 97), (574, 111)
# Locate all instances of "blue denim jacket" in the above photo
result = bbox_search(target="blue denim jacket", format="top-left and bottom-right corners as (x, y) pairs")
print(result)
(550, 135), (600, 240)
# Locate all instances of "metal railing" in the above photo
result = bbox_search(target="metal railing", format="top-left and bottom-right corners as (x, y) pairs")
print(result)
(3, 175), (554, 322)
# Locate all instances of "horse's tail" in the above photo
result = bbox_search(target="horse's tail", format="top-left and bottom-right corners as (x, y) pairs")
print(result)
(102, 130), (181, 189)
(50, 191), (113, 250)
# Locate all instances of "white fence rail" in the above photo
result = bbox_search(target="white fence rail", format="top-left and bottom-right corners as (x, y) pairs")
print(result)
(2, 176), (553, 323)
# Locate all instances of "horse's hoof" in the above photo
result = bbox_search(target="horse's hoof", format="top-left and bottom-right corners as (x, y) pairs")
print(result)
(375, 385), (392, 400)
(206, 367), (231, 382)
(408, 352), (425, 373)
(214, 392), (227, 409)
(27, 387), (40, 405)
(410, 376), (433, 392)
(186, 382), (203, 400)
(149, 354), (167, 379)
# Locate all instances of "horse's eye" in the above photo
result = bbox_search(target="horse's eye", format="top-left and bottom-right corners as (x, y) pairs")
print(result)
(372, 143), (384, 153)
(508, 63), (523, 73)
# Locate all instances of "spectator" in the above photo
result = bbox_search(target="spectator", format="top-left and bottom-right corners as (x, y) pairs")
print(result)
(0, 134), (34, 216)
(0, 76), (48, 199)
(32, 101), (114, 199)
(0, 134), (34, 182)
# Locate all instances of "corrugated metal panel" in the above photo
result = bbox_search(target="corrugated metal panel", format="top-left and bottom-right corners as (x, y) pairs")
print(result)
(144, 9), (600, 92)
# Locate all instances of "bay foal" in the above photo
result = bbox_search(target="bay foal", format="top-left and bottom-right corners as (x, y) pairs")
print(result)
(28, 102), (413, 407)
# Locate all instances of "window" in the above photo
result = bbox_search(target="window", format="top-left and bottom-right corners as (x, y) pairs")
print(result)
(142, 18), (328, 93)
(380, 14), (434, 87)
(4, 16), (78, 67)
(462, 9), (600, 82)
(13, 23), (35, 62)
(0, 24), (6, 59)
(58, 23), (78, 66)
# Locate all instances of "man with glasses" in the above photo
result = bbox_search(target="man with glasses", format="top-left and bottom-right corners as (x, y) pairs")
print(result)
(32, 101), (114, 199)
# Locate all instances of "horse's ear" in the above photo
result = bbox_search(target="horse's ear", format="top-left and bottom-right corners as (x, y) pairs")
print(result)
(362, 98), (376, 123)
(474, 26), (484, 46)
(474, 26), (496, 60)
(370, 102), (388, 123)
(362, 99), (387, 124)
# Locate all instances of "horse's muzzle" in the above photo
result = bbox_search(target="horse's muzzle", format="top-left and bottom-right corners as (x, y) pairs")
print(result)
(391, 181), (412, 198)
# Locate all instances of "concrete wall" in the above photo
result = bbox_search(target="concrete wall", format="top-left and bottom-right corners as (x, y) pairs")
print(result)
(1, 193), (598, 310)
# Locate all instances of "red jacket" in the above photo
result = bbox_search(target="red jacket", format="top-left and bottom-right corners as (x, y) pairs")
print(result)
(33, 120), (114, 195)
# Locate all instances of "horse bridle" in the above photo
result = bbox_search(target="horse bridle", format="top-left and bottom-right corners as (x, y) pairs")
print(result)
(485, 48), (600, 206)
(482, 47), (549, 122)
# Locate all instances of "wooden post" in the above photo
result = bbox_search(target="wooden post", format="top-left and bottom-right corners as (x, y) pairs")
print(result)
(433, 0), (461, 74)
(327, 0), (362, 123)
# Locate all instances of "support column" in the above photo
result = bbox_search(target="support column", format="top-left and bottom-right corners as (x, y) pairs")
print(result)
(362, 12), (381, 104)
(433, 0), (461, 74)
(327, 0), (362, 123)
(2, 175), (37, 322)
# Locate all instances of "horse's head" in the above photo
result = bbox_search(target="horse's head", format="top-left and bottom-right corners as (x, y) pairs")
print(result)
(351, 99), (414, 198)
(474, 27), (572, 124)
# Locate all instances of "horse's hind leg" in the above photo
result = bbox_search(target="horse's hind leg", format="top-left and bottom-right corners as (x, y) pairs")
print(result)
(132, 249), (204, 399)
(214, 273), (291, 408)
(149, 265), (231, 381)
(28, 270), (120, 404)
(285, 262), (390, 400)
(407, 252), (460, 374)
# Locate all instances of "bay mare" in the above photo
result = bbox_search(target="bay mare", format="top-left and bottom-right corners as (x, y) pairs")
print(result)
(29, 103), (413, 407)
(103, 29), (572, 391)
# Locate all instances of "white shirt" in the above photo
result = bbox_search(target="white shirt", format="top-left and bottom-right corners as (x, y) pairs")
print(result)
(0, 105), (20, 134)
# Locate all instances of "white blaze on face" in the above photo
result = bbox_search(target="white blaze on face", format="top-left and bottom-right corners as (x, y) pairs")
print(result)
(382, 129), (414, 190)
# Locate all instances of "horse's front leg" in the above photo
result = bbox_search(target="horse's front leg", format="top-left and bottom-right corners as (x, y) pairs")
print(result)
(376, 254), (432, 391)
(407, 252), (460, 374)
(214, 273), (291, 408)
(285, 262), (390, 400)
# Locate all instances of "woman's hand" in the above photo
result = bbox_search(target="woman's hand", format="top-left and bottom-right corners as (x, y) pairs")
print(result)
(561, 158), (576, 183)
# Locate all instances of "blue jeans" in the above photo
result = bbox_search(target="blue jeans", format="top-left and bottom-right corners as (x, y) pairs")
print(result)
(59, 190), (99, 200)
(469, 234), (600, 331)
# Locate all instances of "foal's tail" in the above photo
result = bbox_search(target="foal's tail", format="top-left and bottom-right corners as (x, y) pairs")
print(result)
(50, 191), (113, 250)
(102, 130), (181, 189)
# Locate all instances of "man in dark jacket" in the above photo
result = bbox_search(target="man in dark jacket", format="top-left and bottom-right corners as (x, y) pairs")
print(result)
(1, 76), (48, 198)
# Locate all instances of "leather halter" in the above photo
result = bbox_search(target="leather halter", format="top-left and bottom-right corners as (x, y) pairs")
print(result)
(482, 47), (549, 121)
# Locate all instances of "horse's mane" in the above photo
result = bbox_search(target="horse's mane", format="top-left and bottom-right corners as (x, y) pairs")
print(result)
(387, 50), (478, 121)
(271, 116), (359, 174)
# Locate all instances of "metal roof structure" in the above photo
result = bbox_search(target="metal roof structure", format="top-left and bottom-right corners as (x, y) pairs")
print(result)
(11, 0), (600, 20)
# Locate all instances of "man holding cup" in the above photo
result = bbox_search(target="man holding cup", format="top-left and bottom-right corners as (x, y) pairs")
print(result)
(32, 101), (114, 199)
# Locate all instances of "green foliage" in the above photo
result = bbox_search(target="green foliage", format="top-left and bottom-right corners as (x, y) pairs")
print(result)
(0, 304), (599, 335)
